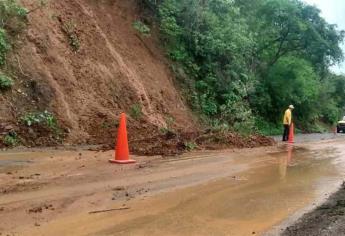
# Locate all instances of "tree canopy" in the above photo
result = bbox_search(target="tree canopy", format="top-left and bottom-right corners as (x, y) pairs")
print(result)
(143, 0), (345, 133)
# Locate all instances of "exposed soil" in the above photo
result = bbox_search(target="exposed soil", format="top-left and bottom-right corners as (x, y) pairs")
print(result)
(283, 182), (345, 236)
(1, 0), (197, 146)
(0, 0), (274, 154)
(123, 128), (274, 156)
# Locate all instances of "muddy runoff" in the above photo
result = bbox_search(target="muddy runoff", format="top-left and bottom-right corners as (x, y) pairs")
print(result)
(0, 139), (345, 235)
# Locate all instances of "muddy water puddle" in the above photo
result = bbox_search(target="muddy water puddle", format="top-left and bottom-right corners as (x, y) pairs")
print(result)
(98, 146), (344, 236)
(22, 144), (345, 236)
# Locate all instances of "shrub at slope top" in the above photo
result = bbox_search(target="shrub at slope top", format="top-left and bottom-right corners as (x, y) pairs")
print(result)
(0, 0), (27, 64)
(142, 0), (345, 133)
(0, 0), (28, 34)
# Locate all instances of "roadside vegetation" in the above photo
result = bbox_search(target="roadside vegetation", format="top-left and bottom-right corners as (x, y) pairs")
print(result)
(21, 111), (58, 129)
(0, 0), (28, 91)
(142, 0), (345, 134)
(3, 131), (18, 147)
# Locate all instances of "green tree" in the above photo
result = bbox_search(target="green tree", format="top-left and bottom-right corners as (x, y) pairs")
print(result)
(144, 0), (345, 133)
(241, 0), (344, 76)
(0, 0), (27, 65)
(265, 56), (319, 123)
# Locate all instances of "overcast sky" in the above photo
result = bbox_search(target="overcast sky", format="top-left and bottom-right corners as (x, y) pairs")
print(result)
(303, 0), (345, 74)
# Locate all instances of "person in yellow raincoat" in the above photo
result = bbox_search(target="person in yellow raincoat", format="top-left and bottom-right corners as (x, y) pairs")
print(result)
(282, 105), (294, 141)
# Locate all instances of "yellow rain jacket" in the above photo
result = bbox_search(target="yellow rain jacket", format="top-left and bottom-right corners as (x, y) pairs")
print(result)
(283, 109), (292, 125)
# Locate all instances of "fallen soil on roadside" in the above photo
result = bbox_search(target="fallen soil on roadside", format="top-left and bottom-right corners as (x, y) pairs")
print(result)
(283, 182), (345, 236)
(117, 127), (275, 156)
(1, 118), (275, 156)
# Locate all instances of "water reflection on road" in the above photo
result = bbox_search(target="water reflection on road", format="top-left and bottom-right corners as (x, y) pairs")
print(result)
(91, 144), (345, 236)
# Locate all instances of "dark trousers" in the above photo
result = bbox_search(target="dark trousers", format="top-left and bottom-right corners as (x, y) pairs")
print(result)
(282, 124), (290, 141)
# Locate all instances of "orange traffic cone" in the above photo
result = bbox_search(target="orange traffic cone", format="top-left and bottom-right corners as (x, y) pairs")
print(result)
(109, 113), (136, 164)
(288, 123), (294, 143)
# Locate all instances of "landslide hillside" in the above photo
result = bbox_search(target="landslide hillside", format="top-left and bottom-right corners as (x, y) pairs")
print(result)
(0, 0), (273, 153)
(1, 0), (196, 144)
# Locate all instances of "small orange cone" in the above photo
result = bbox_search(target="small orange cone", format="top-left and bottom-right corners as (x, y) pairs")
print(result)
(109, 113), (136, 164)
(288, 123), (294, 143)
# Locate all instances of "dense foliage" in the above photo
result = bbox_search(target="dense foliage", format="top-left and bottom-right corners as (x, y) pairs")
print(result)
(0, 0), (27, 84)
(142, 0), (345, 133)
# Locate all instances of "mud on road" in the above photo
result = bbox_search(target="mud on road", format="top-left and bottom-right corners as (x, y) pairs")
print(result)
(0, 137), (345, 235)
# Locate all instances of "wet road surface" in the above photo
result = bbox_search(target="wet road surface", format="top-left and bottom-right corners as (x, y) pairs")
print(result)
(271, 132), (344, 143)
(0, 137), (345, 235)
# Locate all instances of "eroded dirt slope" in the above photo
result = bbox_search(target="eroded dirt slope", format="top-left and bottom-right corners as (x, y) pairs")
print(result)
(0, 0), (275, 153)
(1, 0), (196, 146)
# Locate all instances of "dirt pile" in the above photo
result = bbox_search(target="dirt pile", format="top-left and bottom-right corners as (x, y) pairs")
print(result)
(100, 125), (275, 156)
(130, 131), (275, 156)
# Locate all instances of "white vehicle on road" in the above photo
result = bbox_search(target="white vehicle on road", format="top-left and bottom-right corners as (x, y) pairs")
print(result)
(336, 116), (345, 133)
